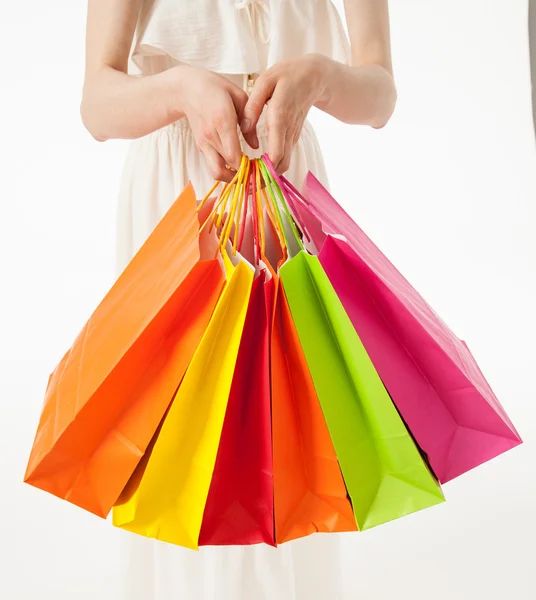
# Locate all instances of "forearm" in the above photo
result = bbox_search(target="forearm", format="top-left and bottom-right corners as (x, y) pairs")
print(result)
(81, 66), (184, 141)
(316, 59), (397, 128)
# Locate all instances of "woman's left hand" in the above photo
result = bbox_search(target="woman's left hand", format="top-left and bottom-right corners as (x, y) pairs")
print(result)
(241, 54), (331, 174)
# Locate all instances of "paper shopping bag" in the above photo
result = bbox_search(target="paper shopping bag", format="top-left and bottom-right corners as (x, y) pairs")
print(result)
(280, 251), (445, 530)
(272, 285), (358, 542)
(24, 184), (224, 516)
(199, 270), (276, 546)
(113, 258), (254, 549)
(291, 174), (522, 482)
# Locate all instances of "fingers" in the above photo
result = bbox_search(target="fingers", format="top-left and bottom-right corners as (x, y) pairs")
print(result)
(267, 124), (286, 174)
(214, 114), (243, 171)
(199, 108), (243, 173)
(266, 87), (294, 174)
(242, 125), (259, 151)
(242, 73), (276, 137)
(279, 118), (304, 174)
(229, 86), (259, 150)
(202, 144), (235, 182)
(278, 136), (294, 175)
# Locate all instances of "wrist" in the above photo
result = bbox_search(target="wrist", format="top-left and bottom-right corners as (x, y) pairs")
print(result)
(161, 65), (190, 121)
(311, 54), (337, 110)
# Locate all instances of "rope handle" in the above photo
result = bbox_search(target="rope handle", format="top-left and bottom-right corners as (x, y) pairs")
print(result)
(261, 155), (311, 244)
(197, 155), (309, 267)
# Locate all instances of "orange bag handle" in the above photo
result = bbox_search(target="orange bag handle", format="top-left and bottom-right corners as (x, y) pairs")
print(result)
(197, 180), (221, 214)
(199, 174), (237, 234)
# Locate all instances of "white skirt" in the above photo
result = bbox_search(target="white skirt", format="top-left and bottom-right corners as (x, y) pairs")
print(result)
(116, 116), (345, 600)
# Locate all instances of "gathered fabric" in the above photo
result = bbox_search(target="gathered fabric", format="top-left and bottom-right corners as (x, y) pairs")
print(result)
(128, 0), (350, 76)
(234, 0), (271, 45)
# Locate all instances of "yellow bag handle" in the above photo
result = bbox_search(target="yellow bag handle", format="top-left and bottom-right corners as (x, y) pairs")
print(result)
(231, 158), (251, 255)
(219, 156), (249, 250)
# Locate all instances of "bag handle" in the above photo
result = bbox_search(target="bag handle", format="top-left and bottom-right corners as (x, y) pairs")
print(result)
(231, 158), (251, 255)
(262, 155), (311, 244)
(236, 162), (251, 255)
(254, 160), (266, 260)
(259, 158), (304, 253)
(198, 155), (307, 266)
(199, 173), (237, 234)
(219, 156), (250, 250)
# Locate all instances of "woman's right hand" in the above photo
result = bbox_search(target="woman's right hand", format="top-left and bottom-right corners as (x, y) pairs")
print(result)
(82, 0), (259, 182)
(174, 65), (259, 182)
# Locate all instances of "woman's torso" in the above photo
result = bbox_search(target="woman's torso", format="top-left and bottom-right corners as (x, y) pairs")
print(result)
(117, 0), (350, 270)
(129, 0), (350, 80)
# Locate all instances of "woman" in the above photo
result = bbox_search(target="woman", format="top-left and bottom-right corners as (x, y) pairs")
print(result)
(82, 1), (396, 598)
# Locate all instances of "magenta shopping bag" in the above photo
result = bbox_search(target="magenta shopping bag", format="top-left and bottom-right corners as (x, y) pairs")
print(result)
(281, 173), (521, 483)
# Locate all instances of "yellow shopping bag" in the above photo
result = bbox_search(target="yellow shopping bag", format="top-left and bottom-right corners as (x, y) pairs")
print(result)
(113, 257), (253, 549)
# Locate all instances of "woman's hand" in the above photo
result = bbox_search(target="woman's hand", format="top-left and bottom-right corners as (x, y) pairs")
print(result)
(82, 0), (259, 182)
(241, 54), (330, 174)
(241, 0), (397, 175)
(175, 66), (259, 181)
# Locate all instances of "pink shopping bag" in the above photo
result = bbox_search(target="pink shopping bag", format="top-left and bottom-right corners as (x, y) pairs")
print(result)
(281, 173), (521, 482)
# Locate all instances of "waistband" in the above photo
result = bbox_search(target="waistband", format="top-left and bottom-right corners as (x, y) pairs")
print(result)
(160, 111), (315, 142)
(163, 113), (268, 139)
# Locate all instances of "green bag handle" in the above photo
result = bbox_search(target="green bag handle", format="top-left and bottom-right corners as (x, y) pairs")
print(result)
(258, 157), (305, 254)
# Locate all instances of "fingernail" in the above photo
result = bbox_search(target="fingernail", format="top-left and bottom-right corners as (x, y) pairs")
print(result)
(242, 118), (251, 132)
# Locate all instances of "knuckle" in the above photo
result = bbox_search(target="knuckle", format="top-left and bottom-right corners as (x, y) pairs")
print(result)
(269, 107), (290, 127)
(255, 72), (270, 87)
(278, 157), (291, 174)
(274, 106), (290, 121)
(222, 139), (241, 161)
(212, 166), (229, 181)
(235, 89), (249, 107)
(261, 74), (276, 91)
(247, 97), (264, 114)
(271, 149), (284, 164)
(200, 124), (214, 143)
(211, 113), (226, 130)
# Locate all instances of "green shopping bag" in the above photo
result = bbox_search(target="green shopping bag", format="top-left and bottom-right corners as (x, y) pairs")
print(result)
(280, 251), (445, 530)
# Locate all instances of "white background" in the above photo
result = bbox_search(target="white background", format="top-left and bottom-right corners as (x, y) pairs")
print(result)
(1, 1), (535, 599)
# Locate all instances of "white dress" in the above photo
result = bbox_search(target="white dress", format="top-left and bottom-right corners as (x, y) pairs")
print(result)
(117, 1), (352, 598)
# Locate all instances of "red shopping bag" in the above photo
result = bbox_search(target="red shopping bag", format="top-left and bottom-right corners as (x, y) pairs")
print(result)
(199, 270), (276, 546)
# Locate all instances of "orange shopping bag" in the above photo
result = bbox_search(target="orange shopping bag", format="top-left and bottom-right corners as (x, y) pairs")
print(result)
(24, 184), (225, 517)
(271, 287), (358, 543)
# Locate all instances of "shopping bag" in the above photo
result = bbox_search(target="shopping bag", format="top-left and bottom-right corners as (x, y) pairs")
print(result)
(280, 251), (445, 530)
(199, 269), (276, 546)
(284, 173), (522, 482)
(272, 285), (358, 542)
(24, 184), (224, 516)
(113, 257), (254, 549)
